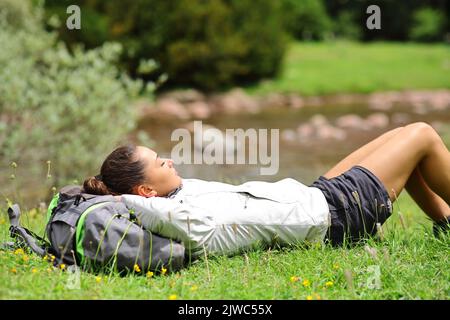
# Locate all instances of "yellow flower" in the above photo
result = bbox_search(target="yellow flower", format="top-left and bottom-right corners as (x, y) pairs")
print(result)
(59, 264), (66, 271)
(290, 276), (300, 283)
(22, 255), (29, 262)
(306, 295), (313, 300)
(134, 264), (141, 273)
(168, 294), (177, 300)
(302, 279), (310, 287)
(43, 255), (48, 261)
(11, 267), (17, 273)
(325, 281), (334, 288)
(31, 268), (38, 274)
(161, 266), (167, 275)
(95, 276), (102, 283)
(50, 255), (55, 262)
(146, 271), (154, 278)
(190, 285), (198, 291)
(14, 248), (24, 255)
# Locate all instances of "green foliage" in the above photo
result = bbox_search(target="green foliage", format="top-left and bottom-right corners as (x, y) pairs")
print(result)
(281, 0), (332, 41)
(0, 0), (41, 29)
(46, 4), (110, 48)
(409, 8), (447, 42)
(162, 0), (250, 90)
(44, 0), (287, 91)
(324, 1), (448, 42)
(0, 0), (144, 186)
(333, 11), (361, 40)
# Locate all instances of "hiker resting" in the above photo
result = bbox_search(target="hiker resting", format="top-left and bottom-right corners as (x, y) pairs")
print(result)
(82, 122), (450, 256)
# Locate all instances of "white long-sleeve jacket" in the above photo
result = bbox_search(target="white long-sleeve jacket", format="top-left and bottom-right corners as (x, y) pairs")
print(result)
(121, 178), (330, 257)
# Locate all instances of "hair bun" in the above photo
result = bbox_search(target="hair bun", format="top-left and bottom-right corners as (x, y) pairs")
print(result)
(82, 176), (110, 195)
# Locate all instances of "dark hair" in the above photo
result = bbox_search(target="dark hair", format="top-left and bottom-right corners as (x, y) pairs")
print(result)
(82, 144), (147, 195)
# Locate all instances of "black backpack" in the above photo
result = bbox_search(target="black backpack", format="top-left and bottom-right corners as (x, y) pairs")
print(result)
(6, 185), (186, 274)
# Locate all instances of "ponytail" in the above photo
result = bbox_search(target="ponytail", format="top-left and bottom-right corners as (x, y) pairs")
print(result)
(82, 176), (115, 195)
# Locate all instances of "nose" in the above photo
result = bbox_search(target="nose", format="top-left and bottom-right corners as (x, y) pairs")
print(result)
(166, 158), (174, 168)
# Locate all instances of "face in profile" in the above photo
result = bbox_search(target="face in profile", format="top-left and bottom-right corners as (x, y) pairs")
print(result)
(133, 146), (182, 197)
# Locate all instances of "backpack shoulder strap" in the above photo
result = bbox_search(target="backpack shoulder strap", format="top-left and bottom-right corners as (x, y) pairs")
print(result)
(8, 204), (20, 227)
(7, 205), (50, 257)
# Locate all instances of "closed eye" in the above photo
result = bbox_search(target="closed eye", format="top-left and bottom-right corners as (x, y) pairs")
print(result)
(161, 161), (166, 167)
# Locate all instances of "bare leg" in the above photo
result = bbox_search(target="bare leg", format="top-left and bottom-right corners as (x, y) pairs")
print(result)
(324, 124), (450, 221)
(324, 127), (403, 178)
(357, 122), (450, 220)
(404, 168), (450, 221)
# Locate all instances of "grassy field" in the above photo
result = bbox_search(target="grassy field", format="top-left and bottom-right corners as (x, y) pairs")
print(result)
(0, 193), (448, 300)
(246, 41), (450, 96)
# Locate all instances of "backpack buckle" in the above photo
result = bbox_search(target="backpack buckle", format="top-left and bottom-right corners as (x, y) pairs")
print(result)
(74, 194), (87, 206)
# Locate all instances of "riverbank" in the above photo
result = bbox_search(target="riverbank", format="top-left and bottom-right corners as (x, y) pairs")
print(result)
(137, 88), (450, 121)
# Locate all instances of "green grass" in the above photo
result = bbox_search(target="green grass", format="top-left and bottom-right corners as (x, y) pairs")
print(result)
(246, 41), (450, 96)
(0, 193), (448, 300)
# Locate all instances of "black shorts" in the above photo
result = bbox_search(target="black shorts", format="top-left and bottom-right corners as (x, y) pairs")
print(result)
(310, 165), (393, 246)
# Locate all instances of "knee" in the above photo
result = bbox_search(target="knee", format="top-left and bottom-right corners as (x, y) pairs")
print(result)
(406, 122), (441, 145)
(407, 122), (436, 134)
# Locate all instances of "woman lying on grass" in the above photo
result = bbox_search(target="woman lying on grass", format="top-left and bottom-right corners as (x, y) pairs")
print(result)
(83, 122), (450, 257)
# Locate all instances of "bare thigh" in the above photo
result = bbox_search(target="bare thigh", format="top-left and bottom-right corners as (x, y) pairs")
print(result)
(357, 123), (434, 201)
(324, 127), (403, 179)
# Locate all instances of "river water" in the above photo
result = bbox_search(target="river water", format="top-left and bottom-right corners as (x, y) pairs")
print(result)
(138, 101), (450, 186)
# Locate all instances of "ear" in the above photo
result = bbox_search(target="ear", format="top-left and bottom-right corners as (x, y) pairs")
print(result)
(134, 184), (157, 198)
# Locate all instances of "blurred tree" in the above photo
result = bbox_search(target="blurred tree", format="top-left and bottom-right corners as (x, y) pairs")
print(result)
(42, 0), (449, 92)
(333, 10), (362, 40)
(409, 7), (447, 42)
(324, 0), (448, 41)
(44, 0), (287, 91)
(45, 0), (110, 48)
(281, 0), (332, 41)
(0, 0), (40, 28)
(0, 0), (145, 187)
